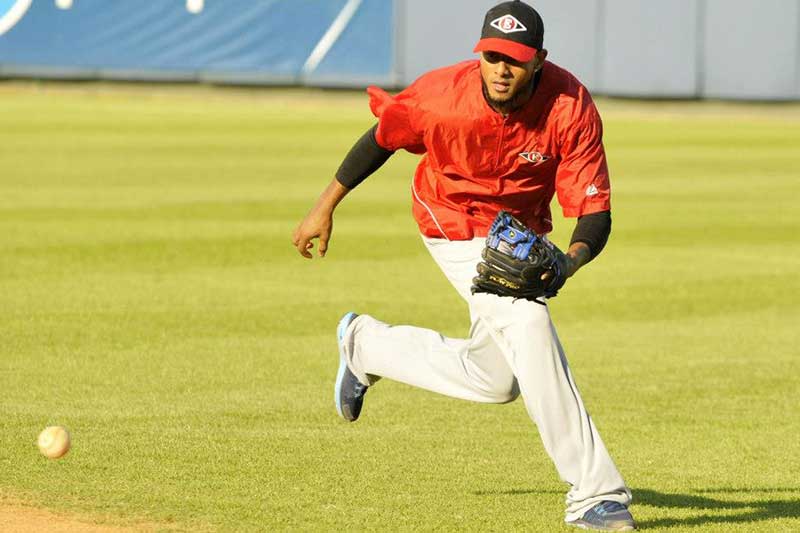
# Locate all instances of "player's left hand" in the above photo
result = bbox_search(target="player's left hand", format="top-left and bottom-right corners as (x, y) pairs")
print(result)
(538, 248), (569, 297)
(540, 243), (590, 283)
(540, 252), (570, 282)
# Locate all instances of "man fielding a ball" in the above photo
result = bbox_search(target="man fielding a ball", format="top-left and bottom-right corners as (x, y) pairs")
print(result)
(293, 1), (634, 530)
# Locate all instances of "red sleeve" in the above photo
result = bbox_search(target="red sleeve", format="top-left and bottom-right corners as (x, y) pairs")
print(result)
(555, 93), (611, 218)
(366, 85), (426, 154)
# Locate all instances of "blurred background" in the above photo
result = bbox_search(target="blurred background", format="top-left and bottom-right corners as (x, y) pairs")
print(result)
(1, 0), (799, 100)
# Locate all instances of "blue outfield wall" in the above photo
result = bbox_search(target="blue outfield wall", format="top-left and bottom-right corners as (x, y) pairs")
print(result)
(0, 0), (396, 86)
(2, 1), (798, 99)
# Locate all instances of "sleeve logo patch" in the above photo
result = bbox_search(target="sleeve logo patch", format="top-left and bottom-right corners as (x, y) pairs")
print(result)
(490, 15), (527, 34)
(586, 184), (599, 197)
(519, 151), (550, 163)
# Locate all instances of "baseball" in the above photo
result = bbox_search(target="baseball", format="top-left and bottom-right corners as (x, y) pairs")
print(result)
(186, 0), (204, 14)
(37, 426), (71, 459)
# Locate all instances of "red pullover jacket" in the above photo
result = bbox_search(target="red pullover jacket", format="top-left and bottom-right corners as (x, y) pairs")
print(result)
(367, 60), (610, 240)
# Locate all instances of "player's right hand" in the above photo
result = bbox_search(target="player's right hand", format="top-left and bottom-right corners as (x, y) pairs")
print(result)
(292, 208), (333, 259)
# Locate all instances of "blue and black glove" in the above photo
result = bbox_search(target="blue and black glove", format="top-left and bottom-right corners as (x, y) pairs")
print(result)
(471, 211), (568, 302)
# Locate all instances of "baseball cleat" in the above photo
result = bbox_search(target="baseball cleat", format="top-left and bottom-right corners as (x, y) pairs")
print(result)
(334, 312), (368, 422)
(567, 501), (635, 531)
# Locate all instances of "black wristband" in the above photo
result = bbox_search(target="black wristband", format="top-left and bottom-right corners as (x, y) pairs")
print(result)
(570, 210), (611, 260)
(335, 124), (394, 189)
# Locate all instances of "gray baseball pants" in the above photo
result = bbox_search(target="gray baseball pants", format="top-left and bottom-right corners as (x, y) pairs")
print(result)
(339, 236), (631, 521)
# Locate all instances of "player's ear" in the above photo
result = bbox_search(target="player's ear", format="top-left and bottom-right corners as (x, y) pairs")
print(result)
(535, 49), (548, 69)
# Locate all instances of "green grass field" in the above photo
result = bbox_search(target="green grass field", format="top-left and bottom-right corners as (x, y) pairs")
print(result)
(1, 81), (799, 532)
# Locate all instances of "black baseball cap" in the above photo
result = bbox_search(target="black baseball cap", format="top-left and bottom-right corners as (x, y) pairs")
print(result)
(473, 1), (544, 63)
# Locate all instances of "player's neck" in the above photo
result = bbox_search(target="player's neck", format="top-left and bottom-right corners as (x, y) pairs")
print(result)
(482, 69), (542, 116)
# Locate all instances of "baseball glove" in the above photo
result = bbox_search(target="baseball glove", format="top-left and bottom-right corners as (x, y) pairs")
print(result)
(471, 211), (568, 302)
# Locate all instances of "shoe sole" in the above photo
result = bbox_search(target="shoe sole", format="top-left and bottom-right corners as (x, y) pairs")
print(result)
(334, 312), (358, 420)
(568, 521), (635, 532)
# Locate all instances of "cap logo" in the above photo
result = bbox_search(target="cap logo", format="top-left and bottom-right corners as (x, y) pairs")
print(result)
(490, 14), (527, 34)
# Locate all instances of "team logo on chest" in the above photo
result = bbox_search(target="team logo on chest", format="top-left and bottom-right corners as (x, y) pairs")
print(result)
(490, 14), (527, 34)
(519, 151), (550, 164)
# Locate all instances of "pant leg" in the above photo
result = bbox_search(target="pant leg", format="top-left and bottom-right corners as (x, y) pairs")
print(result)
(469, 292), (631, 520)
(343, 236), (630, 519)
(344, 314), (518, 403)
(342, 238), (518, 403)
(428, 236), (631, 517)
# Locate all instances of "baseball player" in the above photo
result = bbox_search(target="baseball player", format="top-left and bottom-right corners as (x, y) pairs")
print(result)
(293, 1), (634, 530)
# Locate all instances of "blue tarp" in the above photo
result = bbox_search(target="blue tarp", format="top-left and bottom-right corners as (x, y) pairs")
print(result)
(0, 0), (395, 86)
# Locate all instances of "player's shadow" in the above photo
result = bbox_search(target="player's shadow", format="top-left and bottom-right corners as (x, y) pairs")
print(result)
(474, 487), (800, 528)
(634, 488), (800, 529)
